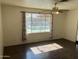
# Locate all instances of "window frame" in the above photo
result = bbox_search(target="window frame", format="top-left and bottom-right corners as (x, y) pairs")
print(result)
(25, 12), (52, 34)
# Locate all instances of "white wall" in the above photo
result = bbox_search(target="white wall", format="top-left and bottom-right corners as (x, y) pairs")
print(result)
(2, 5), (65, 46)
(64, 9), (78, 42)
(0, 1), (3, 59)
(53, 14), (66, 39)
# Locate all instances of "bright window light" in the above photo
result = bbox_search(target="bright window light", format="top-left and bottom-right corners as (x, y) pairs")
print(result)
(25, 13), (52, 34)
(30, 43), (63, 54)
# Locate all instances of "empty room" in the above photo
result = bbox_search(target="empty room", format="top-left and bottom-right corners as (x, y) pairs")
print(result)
(0, 0), (78, 59)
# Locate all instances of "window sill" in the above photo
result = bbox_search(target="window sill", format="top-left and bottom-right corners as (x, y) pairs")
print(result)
(26, 32), (51, 35)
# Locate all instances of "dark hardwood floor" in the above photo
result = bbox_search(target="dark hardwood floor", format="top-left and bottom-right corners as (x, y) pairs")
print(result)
(3, 39), (77, 59)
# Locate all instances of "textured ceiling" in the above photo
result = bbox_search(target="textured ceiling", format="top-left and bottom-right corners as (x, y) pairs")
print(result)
(1, 0), (78, 10)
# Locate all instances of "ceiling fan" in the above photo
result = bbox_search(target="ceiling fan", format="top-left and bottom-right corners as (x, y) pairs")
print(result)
(52, 0), (68, 14)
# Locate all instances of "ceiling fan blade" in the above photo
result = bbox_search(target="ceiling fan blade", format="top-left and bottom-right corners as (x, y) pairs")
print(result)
(59, 0), (68, 2)
(58, 9), (69, 13)
(51, 9), (69, 13)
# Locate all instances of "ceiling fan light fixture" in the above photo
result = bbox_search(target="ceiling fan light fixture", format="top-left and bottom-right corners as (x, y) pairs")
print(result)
(52, 11), (60, 14)
(52, 7), (60, 14)
(55, 11), (60, 14)
(51, 2), (60, 14)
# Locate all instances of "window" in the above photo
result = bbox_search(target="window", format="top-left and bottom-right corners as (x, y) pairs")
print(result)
(25, 13), (52, 34)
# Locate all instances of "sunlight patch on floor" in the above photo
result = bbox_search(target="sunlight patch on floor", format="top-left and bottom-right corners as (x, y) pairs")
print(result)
(30, 43), (63, 54)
